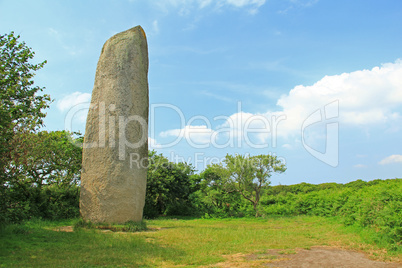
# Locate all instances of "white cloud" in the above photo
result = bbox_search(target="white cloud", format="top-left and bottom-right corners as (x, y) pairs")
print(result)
(225, 0), (265, 14)
(282, 143), (292, 149)
(379, 155), (402, 165)
(154, 0), (266, 14)
(148, 137), (162, 149)
(270, 59), (402, 136)
(218, 111), (275, 143)
(199, 0), (212, 8)
(160, 125), (215, 147)
(289, 0), (319, 7)
(279, 0), (319, 14)
(225, 0), (265, 8)
(48, 27), (59, 35)
(152, 20), (159, 34)
(200, 90), (233, 102)
(354, 164), (367, 168)
(57, 92), (91, 125)
(57, 92), (91, 112)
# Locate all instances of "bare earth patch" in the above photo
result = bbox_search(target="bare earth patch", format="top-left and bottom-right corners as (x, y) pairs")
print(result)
(52, 226), (74, 232)
(212, 247), (402, 268)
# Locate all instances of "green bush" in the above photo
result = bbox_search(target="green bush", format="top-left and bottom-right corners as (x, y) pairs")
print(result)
(262, 179), (402, 249)
(2, 184), (80, 224)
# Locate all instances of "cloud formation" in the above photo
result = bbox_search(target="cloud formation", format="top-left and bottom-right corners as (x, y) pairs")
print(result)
(379, 155), (402, 165)
(57, 92), (91, 112)
(277, 60), (402, 124)
(155, 0), (266, 14)
(226, 0), (265, 7)
(57, 92), (91, 125)
(161, 125), (215, 148)
(265, 59), (402, 137)
(354, 164), (367, 168)
(148, 137), (162, 149)
(158, 60), (402, 147)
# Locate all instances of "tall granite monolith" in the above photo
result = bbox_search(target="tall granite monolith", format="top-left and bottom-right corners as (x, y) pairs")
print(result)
(80, 26), (148, 223)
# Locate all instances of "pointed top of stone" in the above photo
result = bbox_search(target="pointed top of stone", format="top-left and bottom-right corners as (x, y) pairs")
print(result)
(100, 25), (149, 76)
(110, 25), (147, 41)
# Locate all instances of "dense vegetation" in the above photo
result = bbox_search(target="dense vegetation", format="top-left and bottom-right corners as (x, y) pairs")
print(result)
(1, 31), (400, 253)
(1, 130), (83, 223)
(262, 179), (402, 249)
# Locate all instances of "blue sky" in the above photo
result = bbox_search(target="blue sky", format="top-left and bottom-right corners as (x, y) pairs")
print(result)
(1, 0), (402, 185)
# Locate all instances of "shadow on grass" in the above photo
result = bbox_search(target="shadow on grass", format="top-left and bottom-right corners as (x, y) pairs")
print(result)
(0, 222), (185, 267)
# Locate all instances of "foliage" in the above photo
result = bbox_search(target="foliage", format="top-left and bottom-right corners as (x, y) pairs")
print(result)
(0, 32), (51, 171)
(2, 131), (82, 223)
(0, 31), (50, 141)
(8, 130), (83, 188)
(191, 154), (286, 218)
(192, 164), (243, 217)
(144, 150), (196, 218)
(261, 178), (402, 249)
(223, 154), (286, 216)
(0, 32), (51, 225)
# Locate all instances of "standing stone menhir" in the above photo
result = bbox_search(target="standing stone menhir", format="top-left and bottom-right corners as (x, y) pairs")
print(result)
(80, 26), (149, 223)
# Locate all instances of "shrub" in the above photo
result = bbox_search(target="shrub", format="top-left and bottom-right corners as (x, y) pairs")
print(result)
(262, 179), (402, 249)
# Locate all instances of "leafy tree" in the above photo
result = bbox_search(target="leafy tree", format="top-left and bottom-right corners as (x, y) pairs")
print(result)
(0, 32), (50, 165)
(4, 131), (83, 222)
(9, 131), (83, 189)
(193, 164), (242, 217)
(223, 154), (286, 216)
(0, 32), (51, 224)
(144, 151), (196, 218)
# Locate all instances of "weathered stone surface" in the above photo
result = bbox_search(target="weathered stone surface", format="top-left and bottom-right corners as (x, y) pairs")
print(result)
(80, 26), (148, 223)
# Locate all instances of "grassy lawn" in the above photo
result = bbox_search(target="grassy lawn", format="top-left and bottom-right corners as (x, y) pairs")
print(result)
(0, 216), (400, 267)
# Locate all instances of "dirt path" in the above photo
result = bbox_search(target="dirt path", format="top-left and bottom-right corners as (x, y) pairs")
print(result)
(264, 247), (401, 268)
(214, 247), (401, 268)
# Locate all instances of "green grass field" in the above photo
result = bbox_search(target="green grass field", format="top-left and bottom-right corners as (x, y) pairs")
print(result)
(0, 216), (400, 267)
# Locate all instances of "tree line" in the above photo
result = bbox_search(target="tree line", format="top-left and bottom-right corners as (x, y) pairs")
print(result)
(1, 32), (401, 250)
